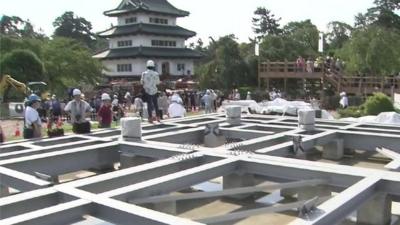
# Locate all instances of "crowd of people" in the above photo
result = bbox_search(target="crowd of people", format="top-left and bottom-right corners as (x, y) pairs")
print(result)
(296, 56), (345, 74)
(16, 60), (230, 140)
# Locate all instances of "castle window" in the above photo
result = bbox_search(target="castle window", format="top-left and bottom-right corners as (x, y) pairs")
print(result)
(177, 64), (185, 71)
(117, 64), (132, 72)
(117, 40), (132, 47)
(149, 17), (168, 24)
(125, 17), (137, 24)
(151, 40), (176, 47)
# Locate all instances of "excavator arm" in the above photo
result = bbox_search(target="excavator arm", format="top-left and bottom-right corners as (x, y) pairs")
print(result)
(0, 75), (31, 103)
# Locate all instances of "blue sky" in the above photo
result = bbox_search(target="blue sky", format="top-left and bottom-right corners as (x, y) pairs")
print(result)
(0, 0), (376, 44)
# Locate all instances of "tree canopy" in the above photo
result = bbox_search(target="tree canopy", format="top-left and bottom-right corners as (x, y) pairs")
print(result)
(0, 49), (45, 83)
(252, 7), (282, 39)
(53, 11), (96, 49)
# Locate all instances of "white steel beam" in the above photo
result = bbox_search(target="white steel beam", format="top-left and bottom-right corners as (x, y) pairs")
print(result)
(131, 179), (327, 204)
(289, 176), (381, 225)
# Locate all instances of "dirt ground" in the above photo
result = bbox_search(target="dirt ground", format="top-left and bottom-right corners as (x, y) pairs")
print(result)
(0, 119), (24, 141)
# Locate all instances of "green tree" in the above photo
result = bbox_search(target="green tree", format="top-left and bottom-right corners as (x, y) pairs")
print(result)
(252, 7), (282, 39)
(355, 0), (400, 29)
(326, 21), (353, 50)
(282, 20), (320, 58)
(0, 15), (24, 36)
(0, 15), (45, 38)
(53, 11), (95, 49)
(0, 49), (45, 82)
(337, 26), (400, 76)
(363, 92), (395, 115)
(0, 36), (45, 60)
(42, 37), (103, 95)
(196, 35), (249, 90)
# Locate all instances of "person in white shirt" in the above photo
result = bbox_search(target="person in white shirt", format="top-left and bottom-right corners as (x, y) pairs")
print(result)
(141, 60), (161, 123)
(168, 95), (186, 118)
(246, 91), (252, 100)
(134, 96), (144, 118)
(24, 94), (42, 139)
(339, 92), (349, 108)
(201, 90), (214, 114)
(64, 89), (92, 133)
(233, 89), (241, 100)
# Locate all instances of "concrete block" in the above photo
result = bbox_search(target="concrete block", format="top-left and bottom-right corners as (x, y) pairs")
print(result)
(0, 185), (10, 197)
(223, 173), (256, 199)
(357, 193), (391, 225)
(121, 117), (141, 141)
(322, 139), (344, 160)
(298, 109), (315, 131)
(226, 106), (242, 125)
(281, 185), (331, 201)
(152, 201), (177, 215)
(204, 124), (226, 148)
(120, 153), (152, 169)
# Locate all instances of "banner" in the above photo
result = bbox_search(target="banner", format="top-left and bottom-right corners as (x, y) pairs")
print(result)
(318, 33), (324, 53)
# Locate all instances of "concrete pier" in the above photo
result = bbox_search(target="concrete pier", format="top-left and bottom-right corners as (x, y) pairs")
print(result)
(120, 152), (153, 169)
(121, 117), (142, 141)
(226, 106), (242, 125)
(357, 193), (392, 225)
(322, 139), (344, 160)
(223, 172), (256, 199)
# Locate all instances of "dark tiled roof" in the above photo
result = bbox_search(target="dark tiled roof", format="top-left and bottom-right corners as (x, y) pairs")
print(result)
(98, 23), (196, 38)
(94, 47), (203, 59)
(104, 0), (189, 17)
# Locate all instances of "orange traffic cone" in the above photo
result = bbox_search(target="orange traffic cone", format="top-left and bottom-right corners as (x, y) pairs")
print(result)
(15, 122), (21, 137)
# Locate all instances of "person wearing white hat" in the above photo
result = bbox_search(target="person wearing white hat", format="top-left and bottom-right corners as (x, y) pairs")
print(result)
(339, 92), (348, 108)
(24, 94), (42, 139)
(64, 89), (92, 133)
(168, 94), (186, 118)
(97, 93), (112, 128)
(141, 60), (161, 123)
(246, 91), (252, 100)
(201, 90), (213, 114)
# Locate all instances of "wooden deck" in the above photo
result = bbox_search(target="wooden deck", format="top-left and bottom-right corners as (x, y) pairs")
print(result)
(259, 61), (400, 96)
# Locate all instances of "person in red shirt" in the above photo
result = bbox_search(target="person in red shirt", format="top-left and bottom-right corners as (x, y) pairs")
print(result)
(97, 93), (113, 128)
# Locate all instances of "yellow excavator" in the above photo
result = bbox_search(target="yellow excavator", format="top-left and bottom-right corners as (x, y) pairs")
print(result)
(0, 74), (49, 103)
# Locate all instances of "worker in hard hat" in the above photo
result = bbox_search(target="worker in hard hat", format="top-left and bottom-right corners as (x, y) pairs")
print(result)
(97, 93), (113, 128)
(141, 60), (161, 123)
(24, 94), (42, 139)
(64, 89), (93, 133)
(339, 92), (349, 108)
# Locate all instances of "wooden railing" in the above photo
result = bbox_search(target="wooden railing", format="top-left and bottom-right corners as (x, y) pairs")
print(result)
(259, 61), (400, 95)
(259, 61), (324, 79)
(325, 74), (400, 95)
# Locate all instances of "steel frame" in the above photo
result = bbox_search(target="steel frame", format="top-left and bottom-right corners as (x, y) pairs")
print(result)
(1, 113), (400, 225)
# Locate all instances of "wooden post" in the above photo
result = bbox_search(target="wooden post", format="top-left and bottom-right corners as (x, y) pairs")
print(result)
(284, 78), (288, 94)
(284, 59), (288, 74)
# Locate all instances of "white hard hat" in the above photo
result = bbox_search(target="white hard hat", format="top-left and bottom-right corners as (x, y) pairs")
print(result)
(101, 93), (111, 101)
(73, 89), (81, 96)
(146, 60), (155, 68)
(340, 92), (346, 97)
(247, 91), (251, 94)
(206, 89), (210, 94)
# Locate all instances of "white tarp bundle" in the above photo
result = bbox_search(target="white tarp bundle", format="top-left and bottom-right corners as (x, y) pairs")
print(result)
(340, 112), (400, 125)
(218, 98), (334, 120)
(218, 100), (262, 113)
